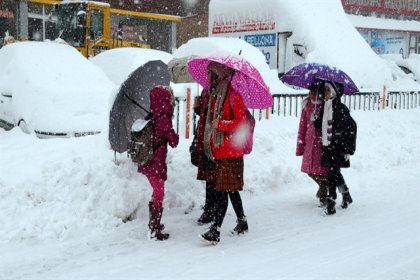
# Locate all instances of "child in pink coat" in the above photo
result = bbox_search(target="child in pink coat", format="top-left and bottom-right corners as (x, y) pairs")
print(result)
(138, 86), (179, 240)
(296, 86), (329, 205)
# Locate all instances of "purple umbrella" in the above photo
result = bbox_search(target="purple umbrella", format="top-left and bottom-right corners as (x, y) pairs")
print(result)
(187, 55), (273, 109)
(281, 62), (359, 94)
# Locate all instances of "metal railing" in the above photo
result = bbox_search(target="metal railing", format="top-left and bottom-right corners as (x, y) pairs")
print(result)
(174, 90), (420, 135)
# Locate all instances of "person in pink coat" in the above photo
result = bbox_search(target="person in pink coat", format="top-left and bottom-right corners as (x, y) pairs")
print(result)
(296, 83), (329, 206)
(138, 86), (179, 241)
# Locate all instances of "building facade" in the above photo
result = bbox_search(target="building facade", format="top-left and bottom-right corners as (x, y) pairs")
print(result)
(6, 0), (420, 55)
(342, 0), (420, 57)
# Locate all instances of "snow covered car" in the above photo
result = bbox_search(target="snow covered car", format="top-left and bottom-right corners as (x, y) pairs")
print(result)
(91, 47), (173, 86)
(0, 41), (115, 137)
(382, 54), (420, 84)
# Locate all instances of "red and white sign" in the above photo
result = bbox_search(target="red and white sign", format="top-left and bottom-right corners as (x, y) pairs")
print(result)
(211, 13), (276, 34)
(342, 0), (420, 16)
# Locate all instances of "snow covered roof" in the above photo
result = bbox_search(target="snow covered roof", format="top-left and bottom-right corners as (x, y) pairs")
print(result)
(209, 0), (400, 90)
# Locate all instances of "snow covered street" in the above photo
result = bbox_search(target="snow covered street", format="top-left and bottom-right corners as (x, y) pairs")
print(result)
(1, 109), (419, 279)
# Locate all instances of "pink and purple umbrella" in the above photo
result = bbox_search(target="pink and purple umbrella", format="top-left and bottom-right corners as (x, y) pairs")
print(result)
(187, 55), (273, 109)
(281, 62), (359, 95)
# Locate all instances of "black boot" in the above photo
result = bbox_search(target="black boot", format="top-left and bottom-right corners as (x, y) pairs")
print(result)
(149, 202), (164, 230)
(324, 198), (336, 215)
(232, 216), (248, 235)
(197, 208), (214, 226)
(200, 224), (220, 245)
(341, 192), (353, 209)
(197, 181), (216, 225)
(149, 207), (169, 241)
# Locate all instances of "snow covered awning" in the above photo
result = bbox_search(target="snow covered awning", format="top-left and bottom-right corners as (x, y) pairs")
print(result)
(348, 14), (420, 33)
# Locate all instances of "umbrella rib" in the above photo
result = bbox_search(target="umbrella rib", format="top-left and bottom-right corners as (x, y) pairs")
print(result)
(124, 93), (150, 115)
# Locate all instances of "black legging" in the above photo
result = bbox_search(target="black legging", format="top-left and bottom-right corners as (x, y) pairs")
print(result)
(328, 167), (349, 200)
(213, 191), (245, 227)
(204, 180), (217, 211)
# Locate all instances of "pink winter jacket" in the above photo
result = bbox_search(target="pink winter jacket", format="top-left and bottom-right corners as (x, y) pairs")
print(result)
(296, 100), (329, 176)
(137, 86), (179, 181)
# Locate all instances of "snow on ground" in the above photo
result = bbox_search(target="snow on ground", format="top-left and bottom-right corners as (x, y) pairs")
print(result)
(1, 108), (419, 279)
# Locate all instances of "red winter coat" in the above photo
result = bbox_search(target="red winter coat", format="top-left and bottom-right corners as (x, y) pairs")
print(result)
(138, 86), (179, 181)
(296, 100), (329, 176)
(211, 88), (247, 159)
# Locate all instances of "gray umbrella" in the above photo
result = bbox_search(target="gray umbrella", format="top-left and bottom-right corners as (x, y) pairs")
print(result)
(168, 56), (196, 83)
(109, 60), (170, 153)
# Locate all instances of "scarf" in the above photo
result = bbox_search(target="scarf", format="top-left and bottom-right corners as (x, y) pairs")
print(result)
(203, 63), (232, 161)
(322, 82), (337, 146)
(322, 99), (333, 146)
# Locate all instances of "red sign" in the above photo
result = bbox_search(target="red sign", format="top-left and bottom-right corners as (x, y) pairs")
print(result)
(211, 13), (276, 34)
(342, 0), (420, 15)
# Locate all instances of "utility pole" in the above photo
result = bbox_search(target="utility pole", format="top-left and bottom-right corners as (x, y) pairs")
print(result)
(15, 0), (28, 40)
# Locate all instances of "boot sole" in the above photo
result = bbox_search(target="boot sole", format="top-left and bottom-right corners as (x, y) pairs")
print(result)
(197, 220), (213, 226)
(341, 201), (353, 209)
(322, 207), (336, 215)
(231, 229), (248, 235)
(198, 234), (219, 245)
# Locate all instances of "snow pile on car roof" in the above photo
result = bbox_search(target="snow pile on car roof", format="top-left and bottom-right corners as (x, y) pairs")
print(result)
(91, 47), (173, 87)
(0, 41), (115, 133)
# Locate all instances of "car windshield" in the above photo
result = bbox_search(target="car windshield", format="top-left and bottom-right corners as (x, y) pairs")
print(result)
(57, 3), (87, 47)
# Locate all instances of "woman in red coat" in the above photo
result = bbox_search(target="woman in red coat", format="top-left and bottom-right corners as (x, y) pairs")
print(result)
(296, 84), (329, 206)
(138, 86), (179, 240)
(200, 62), (249, 244)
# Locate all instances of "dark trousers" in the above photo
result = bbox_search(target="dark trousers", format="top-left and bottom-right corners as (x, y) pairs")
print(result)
(213, 191), (245, 227)
(204, 180), (217, 211)
(328, 167), (349, 200)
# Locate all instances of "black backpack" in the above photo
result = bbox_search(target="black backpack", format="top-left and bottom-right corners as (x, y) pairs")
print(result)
(128, 120), (154, 166)
(345, 115), (357, 155)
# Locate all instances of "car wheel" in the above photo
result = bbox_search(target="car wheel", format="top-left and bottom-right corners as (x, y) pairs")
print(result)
(18, 119), (30, 134)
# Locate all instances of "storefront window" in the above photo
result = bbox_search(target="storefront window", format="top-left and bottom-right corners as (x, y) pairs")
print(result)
(57, 2), (87, 46)
(0, 0), (16, 46)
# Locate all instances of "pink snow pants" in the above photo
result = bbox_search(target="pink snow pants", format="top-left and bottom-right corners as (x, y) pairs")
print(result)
(147, 176), (165, 209)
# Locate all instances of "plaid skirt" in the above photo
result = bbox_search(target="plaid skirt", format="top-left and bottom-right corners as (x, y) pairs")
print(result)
(215, 157), (244, 192)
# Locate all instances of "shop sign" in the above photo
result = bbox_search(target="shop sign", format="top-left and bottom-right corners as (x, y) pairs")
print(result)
(211, 12), (275, 34)
(0, 10), (14, 19)
(244, 33), (276, 47)
(371, 31), (407, 56)
(343, 0), (420, 15)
